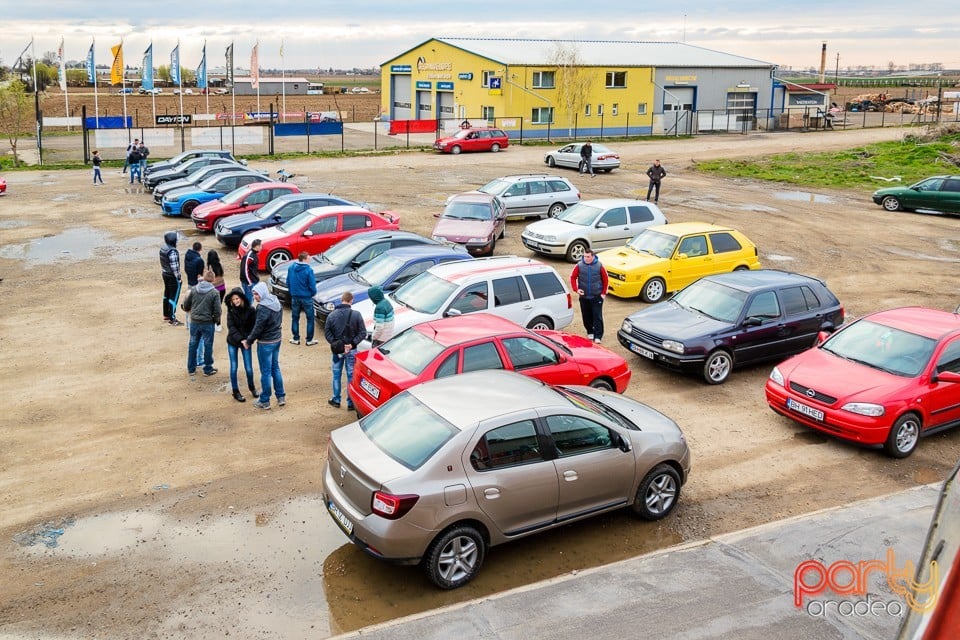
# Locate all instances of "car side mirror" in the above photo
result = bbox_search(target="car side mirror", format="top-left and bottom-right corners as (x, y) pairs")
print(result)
(445, 308), (462, 317)
(241, 201), (249, 207)
(502, 193), (512, 198)
(385, 281), (401, 291)
(743, 316), (763, 327)
(617, 434), (632, 453)
(815, 330), (832, 345)
(596, 222), (608, 229)
(303, 229), (314, 237)
(933, 371), (960, 384)
(273, 215), (282, 221)
(433, 212), (441, 218)
(677, 252), (689, 259)
(350, 260), (362, 268)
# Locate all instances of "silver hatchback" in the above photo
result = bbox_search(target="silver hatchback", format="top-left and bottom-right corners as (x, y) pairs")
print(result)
(321, 369), (690, 589)
(462, 174), (581, 219)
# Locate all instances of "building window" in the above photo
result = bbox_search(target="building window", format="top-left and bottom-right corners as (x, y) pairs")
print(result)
(584, 104), (591, 116)
(531, 107), (554, 124)
(605, 71), (626, 88)
(532, 71), (555, 89)
(482, 105), (495, 122)
(482, 70), (496, 88)
(637, 103), (648, 115)
(597, 104), (604, 116)
(612, 103), (619, 116)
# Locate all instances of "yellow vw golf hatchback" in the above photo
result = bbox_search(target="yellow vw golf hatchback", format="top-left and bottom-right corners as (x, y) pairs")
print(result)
(598, 222), (760, 301)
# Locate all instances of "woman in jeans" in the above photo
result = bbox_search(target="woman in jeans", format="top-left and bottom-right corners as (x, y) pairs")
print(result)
(225, 287), (258, 402)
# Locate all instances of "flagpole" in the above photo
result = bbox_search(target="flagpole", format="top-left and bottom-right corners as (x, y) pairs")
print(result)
(176, 40), (184, 138)
(281, 38), (286, 123)
(255, 40), (261, 121)
(150, 42), (156, 124)
(93, 39), (100, 129)
(31, 37), (42, 166)
(119, 39), (128, 132)
(203, 41), (209, 119)
(59, 37), (71, 132)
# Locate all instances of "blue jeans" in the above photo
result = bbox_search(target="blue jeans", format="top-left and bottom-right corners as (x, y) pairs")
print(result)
(130, 164), (142, 183)
(290, 296), (315, 341)
(93, 166), (103, 184)
(256, 341), (285, 404)
(331, 351), (356, 407)
(228, 342), (256, 392)
(242, 282), (254, 306)
(139, 159), (147, 177)
(187, 319), (206, 366)
(188, 322), (216, 374)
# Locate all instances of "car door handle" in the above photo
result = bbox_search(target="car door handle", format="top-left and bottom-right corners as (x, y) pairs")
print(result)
(484, 488), (501, 499)
(563, 470), (579, 482)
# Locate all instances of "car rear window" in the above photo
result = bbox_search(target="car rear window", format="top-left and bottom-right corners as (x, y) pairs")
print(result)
(628, 205), (656, 223)
(548, 180), (571, 193)
(493, 276), (531, 306)
(709, 232), (743, 254)
(525, 272), (564, 299)
(780, 285), (821, 315)
(381, 327), (446, 375)
(360, 392), (457, 470)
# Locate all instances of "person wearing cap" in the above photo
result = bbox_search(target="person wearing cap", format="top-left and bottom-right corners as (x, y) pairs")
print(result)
(182, 269), (222, 379)
(160, 231), (183, 326)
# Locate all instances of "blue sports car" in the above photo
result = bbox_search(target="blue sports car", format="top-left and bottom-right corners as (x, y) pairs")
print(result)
(161, 171), (273, 217)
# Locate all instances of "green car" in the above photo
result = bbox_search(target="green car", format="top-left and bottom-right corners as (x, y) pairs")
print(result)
(872, 175), (960, 214)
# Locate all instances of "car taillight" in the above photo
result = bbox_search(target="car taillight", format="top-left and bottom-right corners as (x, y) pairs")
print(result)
(838, 306), (845, 323)
(372, 491), (419, 520)
(566, 293), (572, 308)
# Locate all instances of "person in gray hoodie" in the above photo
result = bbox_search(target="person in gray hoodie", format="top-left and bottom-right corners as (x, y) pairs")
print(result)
(242, 282), (285, 410)
(182, 270), (222, 378)
(368, 286), (395, 348)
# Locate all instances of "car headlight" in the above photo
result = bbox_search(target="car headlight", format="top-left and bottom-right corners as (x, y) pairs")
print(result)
(323, 301), (335, 311)
(841, 402), (885, 417)
(662, 340), (684, 354)
(621, 319), (633, 333)
(768, 367), (784, 386)
(541, 235), (558, 242)
(468, 237), (487, 243)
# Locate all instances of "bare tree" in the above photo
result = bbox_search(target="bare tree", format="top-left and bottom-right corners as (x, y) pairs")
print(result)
(548, 42), (593, 137)
(0, 80), (34, 166)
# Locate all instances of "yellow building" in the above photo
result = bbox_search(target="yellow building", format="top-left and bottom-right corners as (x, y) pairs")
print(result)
(381, 38), (777, 138)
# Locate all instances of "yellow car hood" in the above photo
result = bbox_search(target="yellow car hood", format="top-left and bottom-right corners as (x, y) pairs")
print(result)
(597, 247), (665, 272)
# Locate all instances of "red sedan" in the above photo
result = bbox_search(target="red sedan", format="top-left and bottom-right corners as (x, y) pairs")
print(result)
(191, 182), (300, 231)
(765, 306), (960, 458)
(349, 313), (631, 416)
(237, 206), (400, 271)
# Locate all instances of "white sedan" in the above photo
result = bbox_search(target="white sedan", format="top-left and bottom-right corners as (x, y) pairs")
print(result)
(544, 143), (620, 173)
(521, 199), (667, 262)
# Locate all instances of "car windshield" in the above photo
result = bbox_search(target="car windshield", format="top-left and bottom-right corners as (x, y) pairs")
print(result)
(452, 130), (472, 140)
(554, 387), (634, 431)
(354, 254), (405, 287)
(555, 203), (602, 226)
(912, 178), (944, 191)
(820, 319), (937, 377)
(626, 230), (679, 258)
(198, 176), (227, 190)
(672, 279), (748, 323)
(360, 391), (457, 470)
(254, 199), (287, 219)
(221, 187), (253, 205)
(183, 161), (208, 174)
(277, 210), (314, 233)
(478, 178), (510, 197)
(378, 328), (446, 375)
(392, 272), (457, 314)
(324, 236), (370, 266)
(443, 201), (492, 221)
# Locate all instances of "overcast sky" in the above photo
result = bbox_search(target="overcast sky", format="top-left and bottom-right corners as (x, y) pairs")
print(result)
(2, 2), (957, 74)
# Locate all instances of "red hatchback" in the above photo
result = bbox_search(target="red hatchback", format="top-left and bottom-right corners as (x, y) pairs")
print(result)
(237, 206), (400, 271)
(433, 127), (509, 154)
(765, 306), (960, 458)
(349, 313), (631, 416)
(191, 182), (300, 231)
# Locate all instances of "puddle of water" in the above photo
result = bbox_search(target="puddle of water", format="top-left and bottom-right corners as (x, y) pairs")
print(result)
(739, 204), (779, 213)
(0, 219), (30, 229)
(110, 206), (156, 220)
(52, 194), (80, 202)
(885, 246), (960, 263)
(773, 191), (835, 204)
(765, 254), (796, 262)
(0, 227), (163, 266)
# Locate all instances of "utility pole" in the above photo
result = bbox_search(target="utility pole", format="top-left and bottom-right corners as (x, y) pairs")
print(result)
(835, 53), (840, 84)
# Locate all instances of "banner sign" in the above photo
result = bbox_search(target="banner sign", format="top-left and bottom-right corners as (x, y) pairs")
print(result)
(156, 114), (192, 125)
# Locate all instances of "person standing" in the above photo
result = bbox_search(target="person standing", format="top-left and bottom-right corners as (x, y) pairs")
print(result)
(324, 291), (366, 411)
(580, 140), (595, 177)
(225, 287), (258, 402)
(160, 231), (183, 326)
(207, 250), (227, 332)
(242, 282), (285, 410)
(184, 242), (205, 287)
(137, 141), (150, 179)
(128, 145), (143, 184)
(92, 150), (104, 185)
(646, 159), (666, 203)
(240, 239), (261, 305)
(288, 251), (318, 346)
(368, 286), (394, 348)
(122, 138), (139, 174)
(182, 270), (221, 379)
(569, 248), (608, 343)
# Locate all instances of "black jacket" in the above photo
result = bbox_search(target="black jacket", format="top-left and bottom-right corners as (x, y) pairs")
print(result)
(184, 249), (205, 286)
(247, 304), (282, 344)
(226, 287), (257, 347)
(646, 164), (666, 182)
(324, 303), (366, 348)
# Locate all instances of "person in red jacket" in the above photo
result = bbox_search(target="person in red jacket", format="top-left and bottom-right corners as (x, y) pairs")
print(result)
(569, 248), (608, 343)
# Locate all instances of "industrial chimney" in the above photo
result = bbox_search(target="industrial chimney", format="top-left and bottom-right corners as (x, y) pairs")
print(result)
(819, 42), (827, 83)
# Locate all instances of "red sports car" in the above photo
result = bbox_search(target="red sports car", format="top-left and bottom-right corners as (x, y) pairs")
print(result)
(349, 313), (631, 416)
(237, 206), (400, 271)
(191, 182), (300, 231)
(765, 306), (960, 458)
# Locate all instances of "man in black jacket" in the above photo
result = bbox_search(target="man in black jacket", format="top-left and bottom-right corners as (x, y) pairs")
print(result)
(646, 159), (666, 203)
(160, 231), (183, 326)
(324, 291), (366, 410)
(240, 239), (261, 305)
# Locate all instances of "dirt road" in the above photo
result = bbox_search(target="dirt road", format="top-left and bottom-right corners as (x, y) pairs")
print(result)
(1, 126), (958, 638)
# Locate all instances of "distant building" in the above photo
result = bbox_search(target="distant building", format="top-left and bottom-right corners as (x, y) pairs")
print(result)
(230, 77), (310, 96)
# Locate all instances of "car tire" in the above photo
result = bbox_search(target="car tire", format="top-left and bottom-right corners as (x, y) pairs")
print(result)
(641, 277), (666, 303)
(527, 315), (553, 331)
(884, 413), (921, 458)
(881, 196), (902, 212)
(733, 265), (750, 271)
(548, 202), (566, 217)
(566, 240), (588, 263)
(181, 200), (200, 217)
(546, 156), (556, 168)
(488, 237), (496, 256)
(632, 464), (681, 521)
(422, 525), (486, 590)
(450, 145), (462, 155)
(703, 350), (733, 384)
(491, 143), (501, 153)
(589, 378), (614, 391)
(267, 249), (292, 270)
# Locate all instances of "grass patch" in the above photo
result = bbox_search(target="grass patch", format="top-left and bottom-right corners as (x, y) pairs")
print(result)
(695, 133), (960, 190)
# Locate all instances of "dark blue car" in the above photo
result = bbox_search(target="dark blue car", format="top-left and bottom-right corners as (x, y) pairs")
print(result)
(312, 244), (472, 324)
(214, 193), (365, 248)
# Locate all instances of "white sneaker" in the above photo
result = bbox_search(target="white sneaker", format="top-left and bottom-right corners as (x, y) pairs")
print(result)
(587, 334), (594, 340)
(215, 324), (223, 333)
(594, 338), (601, 343)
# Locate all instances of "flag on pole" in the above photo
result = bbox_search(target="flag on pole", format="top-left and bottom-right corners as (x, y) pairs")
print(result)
(280, 38), (286, 123)
(57, 38), (67, 91)
(86, 41), (96, 84)
(250, 41), (259, 89)
(142, 43), (154, 90)
(170, 43), (181, 85)
(110, 42), (124, 85)
(225, 42), (234, 87)
(196, 43), (207, 89)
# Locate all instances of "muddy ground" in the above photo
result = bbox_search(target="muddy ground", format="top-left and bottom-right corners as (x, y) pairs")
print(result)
(1, 126), (958, 639)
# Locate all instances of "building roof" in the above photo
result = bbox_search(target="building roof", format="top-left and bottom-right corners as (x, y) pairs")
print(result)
(387, 38), (774, 69)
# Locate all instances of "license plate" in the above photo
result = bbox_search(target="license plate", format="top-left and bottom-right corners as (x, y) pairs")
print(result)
(523, 238), (540, 250)
(630, 343), (655, 359)
(328, 500), (354, 535)
(787, 398), (824, 422)
(359, 377), (380, 400)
